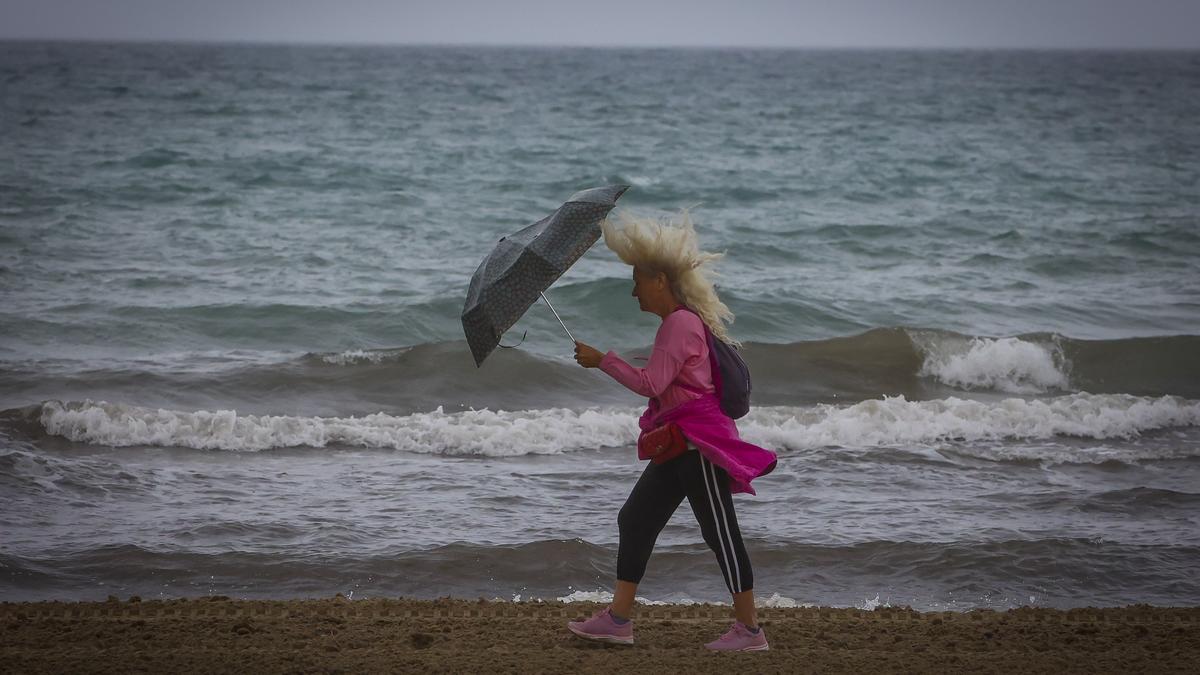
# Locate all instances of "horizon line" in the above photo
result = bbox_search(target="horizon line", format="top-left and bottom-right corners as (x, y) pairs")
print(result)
(1, 36), (1197, 52)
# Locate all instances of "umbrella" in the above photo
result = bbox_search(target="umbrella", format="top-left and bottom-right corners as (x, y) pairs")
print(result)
(462, 184), (630, 366)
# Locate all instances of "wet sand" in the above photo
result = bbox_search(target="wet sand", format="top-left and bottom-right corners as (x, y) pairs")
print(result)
(2, 597), (1197, 673)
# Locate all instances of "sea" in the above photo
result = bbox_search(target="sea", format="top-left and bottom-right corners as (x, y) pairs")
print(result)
(2, 42), (1199, 611)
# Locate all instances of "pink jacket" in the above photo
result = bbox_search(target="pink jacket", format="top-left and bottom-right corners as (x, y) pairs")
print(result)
(599, 308), (777, 494)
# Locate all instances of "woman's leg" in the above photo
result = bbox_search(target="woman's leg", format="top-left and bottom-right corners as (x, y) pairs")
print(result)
(613, 459), (687, 618)
(611, 580), (638, 619)
(683, 453), (758, 627)
(732, 589), (758, 629)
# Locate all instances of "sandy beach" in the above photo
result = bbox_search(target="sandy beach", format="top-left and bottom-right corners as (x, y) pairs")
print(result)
(2, 597), (1197, 673)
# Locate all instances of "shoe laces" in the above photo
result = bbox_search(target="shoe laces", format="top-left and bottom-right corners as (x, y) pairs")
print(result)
(716, 622), (749, 641)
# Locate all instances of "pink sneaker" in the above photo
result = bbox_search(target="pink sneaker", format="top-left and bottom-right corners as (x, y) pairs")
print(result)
(566, 606), (634, 645)
(704, 622), (769, 651)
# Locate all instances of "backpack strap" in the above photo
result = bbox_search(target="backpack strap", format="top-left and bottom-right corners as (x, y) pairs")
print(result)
(666, 305), (722, 398)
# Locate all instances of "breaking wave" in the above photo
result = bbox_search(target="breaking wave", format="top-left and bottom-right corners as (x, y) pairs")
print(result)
(911, 332), (1069, 394)
(4, 331), (1197, 419)
(18, 392), (1200, 463)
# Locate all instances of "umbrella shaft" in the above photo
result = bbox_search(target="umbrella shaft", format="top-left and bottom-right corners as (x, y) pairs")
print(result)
(540, 292), (575, 343)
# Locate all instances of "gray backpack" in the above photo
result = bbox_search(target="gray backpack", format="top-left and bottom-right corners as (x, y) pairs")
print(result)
(680, 307), (752, 419)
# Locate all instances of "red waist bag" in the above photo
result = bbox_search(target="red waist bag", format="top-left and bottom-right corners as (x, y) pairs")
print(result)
(638, 423), (690, 464)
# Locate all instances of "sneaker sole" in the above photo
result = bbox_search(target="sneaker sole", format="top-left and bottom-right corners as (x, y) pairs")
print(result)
(706, 642), (770, 652)
(567, 624), (635, 645)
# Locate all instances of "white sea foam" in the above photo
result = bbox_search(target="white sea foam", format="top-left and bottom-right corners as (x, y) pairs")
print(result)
(554, 590), (706, 605)
(741, 393), (1200, 458)
(38, 393), (1200, 460)
(758, 592), (814, 608)
(39, 400), (640, 455)
(556, 590), (614, 603)
(857, 594), (894, 611)
(552, 588), (806, 610)
(320, 348), (408, 365)
(912, 332), (1070, 394)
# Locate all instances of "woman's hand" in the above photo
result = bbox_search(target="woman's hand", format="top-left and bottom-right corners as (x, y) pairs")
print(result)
(574, 341), (604, 368)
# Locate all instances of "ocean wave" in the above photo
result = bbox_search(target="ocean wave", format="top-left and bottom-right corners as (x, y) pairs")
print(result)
(270, 327), (1193, 402)
(35, 400), (640, 455)
(910, 331), (1070, 394)
(3, 330), (1198, 422)
(746, 394), (1200, 462)
(318, 347), (414, 365)
(25, 393), (1200, 461)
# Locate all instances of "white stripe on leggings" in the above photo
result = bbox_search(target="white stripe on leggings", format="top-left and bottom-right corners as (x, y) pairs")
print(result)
(701, 455), (742, 594)
(700, 456), (734, 594)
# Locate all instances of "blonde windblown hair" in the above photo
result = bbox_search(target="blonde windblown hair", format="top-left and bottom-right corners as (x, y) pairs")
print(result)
(601, 209), (739, 347)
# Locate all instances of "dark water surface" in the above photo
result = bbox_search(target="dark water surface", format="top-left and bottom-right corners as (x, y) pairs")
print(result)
(2, 43), (1198, 609)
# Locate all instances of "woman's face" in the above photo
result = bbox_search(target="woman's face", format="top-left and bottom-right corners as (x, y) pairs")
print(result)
(632, 266), (664, 313)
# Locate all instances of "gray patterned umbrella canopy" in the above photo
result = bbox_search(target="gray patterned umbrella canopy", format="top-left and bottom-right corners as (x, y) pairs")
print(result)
(462, 184), (630, 366)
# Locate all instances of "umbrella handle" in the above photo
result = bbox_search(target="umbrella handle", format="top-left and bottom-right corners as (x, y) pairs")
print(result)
(540, 292), (576, 343)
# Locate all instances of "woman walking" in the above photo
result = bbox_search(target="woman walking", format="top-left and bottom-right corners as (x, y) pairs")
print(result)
(568, 212), (778, 651)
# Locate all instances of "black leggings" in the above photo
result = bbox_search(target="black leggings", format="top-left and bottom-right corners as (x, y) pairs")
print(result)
(616, 448), (754, 595)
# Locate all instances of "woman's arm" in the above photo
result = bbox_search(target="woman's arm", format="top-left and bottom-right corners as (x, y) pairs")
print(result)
(597, 347), (685, 398)
(575, 312), (706, 398)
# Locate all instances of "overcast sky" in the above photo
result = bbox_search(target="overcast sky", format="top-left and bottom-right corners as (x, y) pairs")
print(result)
(2, 0), (1198, 49)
